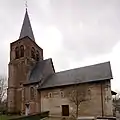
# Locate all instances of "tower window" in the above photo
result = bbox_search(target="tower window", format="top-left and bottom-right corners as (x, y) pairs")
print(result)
(36, 51), (39, 61)
(30, 87), (35, 100)
(15, 47), (19, 59)
(20, 45), (24, 57)
(31, 47), (35, 59)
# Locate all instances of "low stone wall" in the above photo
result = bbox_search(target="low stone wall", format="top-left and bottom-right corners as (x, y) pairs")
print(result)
(8, 111), (49, 120)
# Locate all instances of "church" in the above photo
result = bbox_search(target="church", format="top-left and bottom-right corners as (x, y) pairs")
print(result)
(7, 9), (114, 118)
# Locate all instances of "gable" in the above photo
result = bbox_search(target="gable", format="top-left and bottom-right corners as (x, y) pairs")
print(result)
(24, 58), (55, 85)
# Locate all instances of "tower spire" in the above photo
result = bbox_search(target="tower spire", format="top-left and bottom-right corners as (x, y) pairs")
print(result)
(19, 4), (35, 41)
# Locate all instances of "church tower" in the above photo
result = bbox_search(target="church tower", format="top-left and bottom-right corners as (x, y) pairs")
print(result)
(7, 9), (43, 114)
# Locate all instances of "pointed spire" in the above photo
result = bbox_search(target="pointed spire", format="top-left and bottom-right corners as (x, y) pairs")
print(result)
(19, 9), (35, 41)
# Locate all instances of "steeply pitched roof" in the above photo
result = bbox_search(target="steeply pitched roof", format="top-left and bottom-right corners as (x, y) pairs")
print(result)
(39, 61), (113, 89)
(24, 58), (55, 85)
(19, 9), (35, 41)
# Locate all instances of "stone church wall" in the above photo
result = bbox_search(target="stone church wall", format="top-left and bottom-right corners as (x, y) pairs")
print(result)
(41, 80), (113, 117)
(22, 84), (41, 114)
(103, 80), (113, 116)
(8, 37), (43, 114)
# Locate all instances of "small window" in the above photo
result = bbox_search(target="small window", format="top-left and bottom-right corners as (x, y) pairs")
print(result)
(88, 89), (91, 94)
(20, 45), (24, 57)
(15, 47), (19, 59)
(36, 51), (39, 61)
(88, 89), (91, 100)
(105, 96), (110, 102)
(30, 87), (35, 100)
(31, 47), (35, 59)
(48, 92), (52, 98)
(60, 91), (64, 98)
(20, 82), (23, 86)
(23, 88), (26, 100)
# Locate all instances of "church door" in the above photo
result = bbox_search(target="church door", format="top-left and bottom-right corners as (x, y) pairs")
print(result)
(62, 105), (69, 116)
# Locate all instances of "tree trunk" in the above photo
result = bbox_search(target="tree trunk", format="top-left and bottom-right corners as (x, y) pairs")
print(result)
(76, 90), (78, 118)
(76, 105), (78, 118)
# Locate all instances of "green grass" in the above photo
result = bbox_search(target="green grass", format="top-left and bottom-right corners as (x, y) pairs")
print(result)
(0, 115), (20, 120)
(0, 115), (8, 120)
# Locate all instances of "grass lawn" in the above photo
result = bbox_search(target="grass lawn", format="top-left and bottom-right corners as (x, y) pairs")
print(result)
(0, 115), (20, 120)
(0, 115), (9, 120)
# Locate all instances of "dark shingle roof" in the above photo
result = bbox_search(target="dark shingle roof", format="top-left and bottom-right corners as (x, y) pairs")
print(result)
(19, 10), (35, 41)
(24, 58), (55, 85)
(39, 61), (113, 89)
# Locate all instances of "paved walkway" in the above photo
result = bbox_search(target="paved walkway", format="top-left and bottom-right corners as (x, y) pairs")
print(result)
(44, 117), (61, 120)
(44, 116), (70, 120)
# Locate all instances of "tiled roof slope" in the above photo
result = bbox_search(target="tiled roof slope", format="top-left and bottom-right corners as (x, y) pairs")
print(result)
(24, 58), (55, 85)
(19, 10), (35, 41)
(39, 61), (113, 89)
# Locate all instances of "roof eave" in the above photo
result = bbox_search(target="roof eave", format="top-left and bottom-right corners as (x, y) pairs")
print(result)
(38, 78), (112, 90)
(23, 81), (40, 86)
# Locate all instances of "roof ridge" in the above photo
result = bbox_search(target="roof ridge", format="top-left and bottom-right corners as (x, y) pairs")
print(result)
(56, 61), (110, 74)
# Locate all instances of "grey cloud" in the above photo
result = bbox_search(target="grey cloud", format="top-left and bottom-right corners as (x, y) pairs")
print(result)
(50, 0), (120, 61)
(32, 0), (120, 62)
(0, 0), (120, 75)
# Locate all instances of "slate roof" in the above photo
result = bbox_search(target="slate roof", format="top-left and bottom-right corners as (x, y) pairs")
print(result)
(19, 9), (35, 41)
(39, 61), (113, 89)
(24, 58), (55, 85)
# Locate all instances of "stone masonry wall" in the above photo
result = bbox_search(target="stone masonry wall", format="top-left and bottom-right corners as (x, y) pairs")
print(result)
(41, 80), (113, 117)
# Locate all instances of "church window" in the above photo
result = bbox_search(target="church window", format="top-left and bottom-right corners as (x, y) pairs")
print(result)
(88, 89), (91, 100)
(30, 87), (35, 100)
(20, 45), (24, 57)
(15, 47), (19, 59)
(31, 47), (35, 59)
(48, 92), (52, 98)
(20, 82), (23, 86)
(60, 91), (64, 98)
(36, 51), (39, 61)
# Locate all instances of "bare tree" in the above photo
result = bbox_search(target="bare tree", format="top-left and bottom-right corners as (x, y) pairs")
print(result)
(69, 84), (90, 118)
(0, 76), (7, 103)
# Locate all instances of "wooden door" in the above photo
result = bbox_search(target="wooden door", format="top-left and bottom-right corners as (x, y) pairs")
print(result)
(62, 105), (69, 116)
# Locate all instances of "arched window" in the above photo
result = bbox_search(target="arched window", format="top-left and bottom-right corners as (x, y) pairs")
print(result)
(31, 47), (35, 59)
(15, 47), (19, 59)
(48, 92), (52, 98)
(36, 51), (39, 61)
(88, 89), (91, 100)
(60, 91), (64, 98)
(30, 87), (35, 100)
(20, 45), (24, 57)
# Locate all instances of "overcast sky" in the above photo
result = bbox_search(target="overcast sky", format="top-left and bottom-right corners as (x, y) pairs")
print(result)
(0, 0), (120, 92)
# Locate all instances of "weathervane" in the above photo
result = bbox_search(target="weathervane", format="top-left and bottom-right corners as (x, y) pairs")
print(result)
(25, 0), (28, 10)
